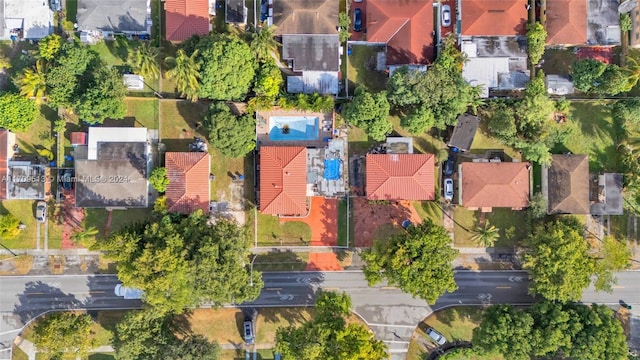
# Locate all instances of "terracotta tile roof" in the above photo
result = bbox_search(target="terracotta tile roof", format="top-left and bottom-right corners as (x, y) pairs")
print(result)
(0, 130), (8, 200)
(461, 162), (530, 208)
(260, 146), (308, 216)
(165, 152), (211, 214)
(366, 154), (435, 200)
(70, 132), (87, 146)
(366, 0), (435, 65)
(545, 0), (587, 45)
(165, 0), (210, 42)
(461, 0), (527, 36)
(547, 154), (590, 214)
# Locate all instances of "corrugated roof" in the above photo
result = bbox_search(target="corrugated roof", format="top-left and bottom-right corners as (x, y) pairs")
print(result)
(461, 0), (527, 36)
(165, 152), (210, 214)
(545, 0), (587, 45)
(0, 130), (8, 200)
(461, 162), (530, 208)
(366, 154), (435, 200)
(260, 146), (308, 216)
(547, 154), (590, 214)
(448, 114), (480, 152)
(165, 0), (210, 42)
(366, 0), (435, 65)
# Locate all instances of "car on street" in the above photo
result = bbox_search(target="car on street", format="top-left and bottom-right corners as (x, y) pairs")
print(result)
(35, 201), (47, 223)
(114, 284), (144, 300)
(426, 327), (447, 345)
(353, 8), (362, 32)
(243, 319), (255, 344)
(442, 4), (452, 27)
(444, 178), (454, 201)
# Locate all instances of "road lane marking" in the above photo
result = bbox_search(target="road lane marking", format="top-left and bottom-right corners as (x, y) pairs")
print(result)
(612, 285), (625, 289)
(381, 286), (397, 290)
(322, 287), (341, 291)
(265, 288), (282, 291)
(496, 286), (511, 289)
(89, 291), (105, 294)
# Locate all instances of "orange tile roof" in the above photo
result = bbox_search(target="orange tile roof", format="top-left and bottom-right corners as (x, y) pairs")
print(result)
(260, 146), (308, 216)
(366, 154), (435, 200)
(461, 0), (527, 36)
(545, 0), (587, 45)
(366, 0), (435, 65)
(165, 0), (210, 42)
(461, 162), (530, 208)
(165, 152), (211, 214)
(70, 132), (87, 146)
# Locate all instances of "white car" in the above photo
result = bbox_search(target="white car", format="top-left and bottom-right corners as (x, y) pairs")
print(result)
(444, 178), (454, 201)
(114, 284), (144, 300)
(36, 201), (47, 223)
(442, 4), (452, 27)
(426, 327), (447, 345)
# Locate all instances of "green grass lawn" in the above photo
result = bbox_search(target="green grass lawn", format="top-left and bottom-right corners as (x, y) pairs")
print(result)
(453, 207), (528, 248)
(88, 354), (116, 360)
(371, 223), (404, 243)
(253, 251), (309, 271)
(346, 45), (388, 92)
(124, 98), (159, 129)
(84, 208), (153, 239)
(11, 346), (29, 360)
(220, 349), (277, 360)
(0, 200), (62, 250)
(413, 201), (444, 226)
(66, 0), (78, 22)
(453, 207), (476, 247)
(471, 130), (521, 160)
(347, 125), (376, 156)
(256, 214), (311, 246)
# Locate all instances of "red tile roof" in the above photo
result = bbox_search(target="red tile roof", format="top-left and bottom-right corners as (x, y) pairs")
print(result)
(165, 152), (211, 214)
(70, 132), (87, 146)
(366, 154), (435, 200)
(461, 0), (527, 36)
(545, 0), (587, 45)
(366, 0), (435, 65)
(461, 162), (530, 209)
(165, 0), (211, 42)
(260, 146), (308, 216)
(0, 130), (7, 200)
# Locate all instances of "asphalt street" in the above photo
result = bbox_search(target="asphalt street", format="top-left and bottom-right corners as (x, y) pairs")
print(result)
(1, 270), (638, 359)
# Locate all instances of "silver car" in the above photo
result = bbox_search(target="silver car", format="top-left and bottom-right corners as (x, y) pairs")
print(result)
(442, 5), (452, 27)
(444, 178), (454, 201)
(36, 201), (47, 223)
(426, 327), (446, 345)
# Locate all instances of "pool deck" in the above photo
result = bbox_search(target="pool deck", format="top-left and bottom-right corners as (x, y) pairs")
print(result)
(256, 108), (335, 148)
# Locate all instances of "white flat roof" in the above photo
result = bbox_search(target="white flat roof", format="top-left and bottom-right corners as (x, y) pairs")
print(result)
(463, 57), (510, 98)
(88, 127), (148, 160)
(4, 0), (53, 39)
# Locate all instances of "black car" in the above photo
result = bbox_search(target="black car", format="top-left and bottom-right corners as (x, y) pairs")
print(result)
(443, 156), (456, 176)
(353, 8), (362, 32)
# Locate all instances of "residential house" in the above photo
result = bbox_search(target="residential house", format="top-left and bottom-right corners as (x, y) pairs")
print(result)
(0, 130), (49, 200)
(165, 0), (211, 42)
(226, 0), (247, 25)
(366, 153), (435, 201)
(73, 127), (151, 208)
(272, 0), (338, 35)
(447, 114), (480, 152)
(364, 0), (436, 66)
(259, 146), (308, 216)
(460, 0), (527, 37)
(0, 0), (54, 40)
(165, 152), (211, 214)
(543, 154), (590, 214)
(459, 161), (531, 211)
(590, 173), (624, 215)
(283, 34), (341, 94)
(544, 0), (620, 46)
(77, 0), (151, 43)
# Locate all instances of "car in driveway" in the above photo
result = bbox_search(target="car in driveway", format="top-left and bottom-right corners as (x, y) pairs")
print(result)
(444, 178), (454, 201)
(35, 201), (47, 223)
(353, 8), (362, 32)
(443, 155), (456, 176)
(243, 319), (255, 344)
(441, 4), (452, 27)
(426, 327), (447, 345)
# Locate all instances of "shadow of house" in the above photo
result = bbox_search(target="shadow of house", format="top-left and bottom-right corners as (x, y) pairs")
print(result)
(543, 154), (590, 215)
(77, 0), (151, 43)
(226, 0), (247, 25)
(272, 0), (338, 36)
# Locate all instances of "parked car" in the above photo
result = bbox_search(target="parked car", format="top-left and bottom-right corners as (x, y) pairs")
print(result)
(35, 201), (47, 223)
(442, 4), (452, 27)
(62, 170), (73, 191)
(444, 178), (454, 201)
(243, 319), (255, 344)
(114, 284), (144, 300)
(50, 0), (61, 12)
(426, 327), (447, 345)
(443, 156), (455, 176)
(353, 8), (362, 32)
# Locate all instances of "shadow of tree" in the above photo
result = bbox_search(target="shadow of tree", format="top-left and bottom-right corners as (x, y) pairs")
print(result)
(13, 281), (81, 325)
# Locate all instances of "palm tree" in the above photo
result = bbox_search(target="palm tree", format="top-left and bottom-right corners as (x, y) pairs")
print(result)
(166, 49), (201, 102)
(471, 221), (500, 248)
(131, 42), (160, 80)
(15, 59), (47, 102)
(625, 56), (640, 90)
(71, 226), (99, 248)
(250, 22), (280, 61)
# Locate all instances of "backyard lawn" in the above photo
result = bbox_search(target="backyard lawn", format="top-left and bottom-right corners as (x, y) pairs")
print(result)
(124, 98), (159, 129)
(256, 213), (312, 246)
(541, 48), (575, 77)
(346, 45), (388, 92)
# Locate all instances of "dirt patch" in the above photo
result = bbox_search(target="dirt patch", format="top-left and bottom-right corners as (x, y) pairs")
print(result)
(48, 255), (65, 274)
(616, 308), (630, 338)
(353, 198), (422, 247)
(0, 255), (34, 275)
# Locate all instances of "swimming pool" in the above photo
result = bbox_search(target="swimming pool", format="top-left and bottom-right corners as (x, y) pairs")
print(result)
(269, 116), (319, 141)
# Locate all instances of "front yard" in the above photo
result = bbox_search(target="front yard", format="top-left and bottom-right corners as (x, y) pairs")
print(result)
(453, 207), (529, 248)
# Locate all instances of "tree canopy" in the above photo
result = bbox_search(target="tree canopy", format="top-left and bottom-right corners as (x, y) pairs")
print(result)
(526, 22), (547, 65)
(166, 49), (201, 102)
(205, 102), (256, 158)
(0, 93), (37, 131)
(275, 291), (387, 360)
(99, 212), (262, 314)
(362, 219), (458, 303)
(254, 60), (282, 99)
(149, 167), (169, 193)
(195, 34), (257, 100)
(572, 59), (630, 95)
(38, 34), (62, 61)
(33, 312), (95, 360)
(344, 87), (391, 141)
(74, 66), (127, 124)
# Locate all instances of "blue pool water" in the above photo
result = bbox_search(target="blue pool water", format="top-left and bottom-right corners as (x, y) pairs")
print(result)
(324, 159), (340, 180)
(269, 116), (319, 141)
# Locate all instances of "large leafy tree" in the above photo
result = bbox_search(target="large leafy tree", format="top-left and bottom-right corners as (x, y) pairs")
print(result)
(100, 212), (262, 314)
(486, 101), (517, 142)
(33, 312), (95, 360)
(149, 167), (169, 193)
(515, 71), (555, 139)
(75, 66), (127, 124)
(472, 305), (534, 360)
(566, 303), (628, 360)
(526, 22), (547, 65)
(593, 236), (632, 291)
(167, 49), (201, 102)
(38, 34), (62, 61)
(362, 219), (458, 303)
(250, 22), (280, 61)
(275, 291), (387, 360)
(196, 34), (257, 100)
(254, 59), (283, 99)
(0, 93), (38, 131)
(400, 105), (435, 134)
(523, 217), (595, 302)
(344, 87), (391, 141)
(15, 59), (47, 102)
(205, 102), (256, 158)
(130, 42), (159, 79)
(46, 42), (97, 108)
(572, 59), (629, 95)
(572, 58), (608, 92)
